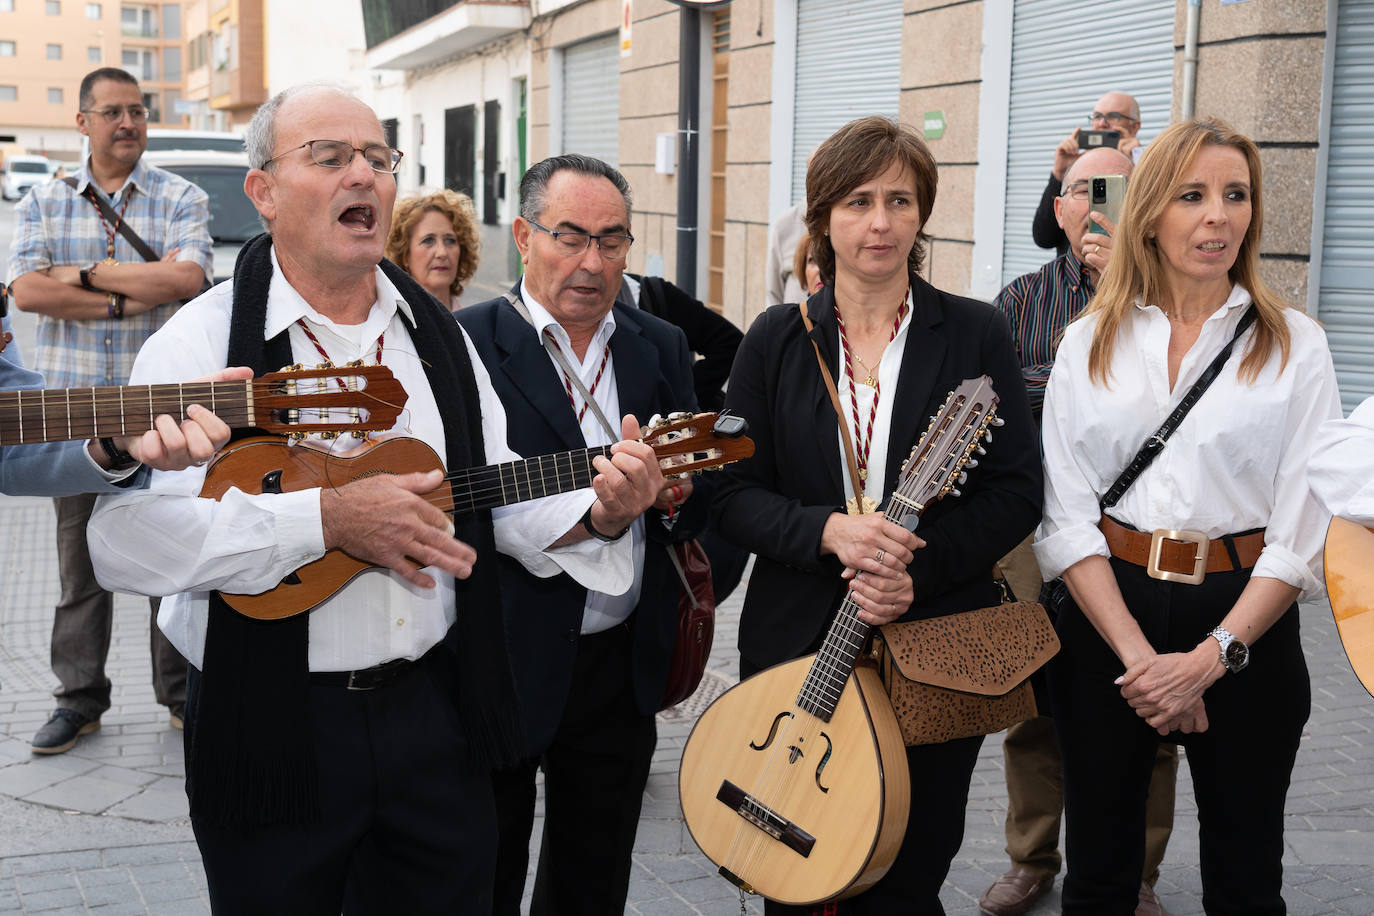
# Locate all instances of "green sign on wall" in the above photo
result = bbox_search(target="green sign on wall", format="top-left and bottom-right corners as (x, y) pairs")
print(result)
(923, 111), (946, 140)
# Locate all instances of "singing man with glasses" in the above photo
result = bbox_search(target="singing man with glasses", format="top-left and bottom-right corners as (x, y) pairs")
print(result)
(1032, 90), (1145, 256)
(86, 87), (666, 912)
(6, 66), (214, 756)
(457, 154), (707, 915)
(979, 144), (1174, 916)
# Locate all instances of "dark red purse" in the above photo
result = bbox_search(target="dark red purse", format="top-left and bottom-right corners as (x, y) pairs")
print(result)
(660, 539), (715, 710)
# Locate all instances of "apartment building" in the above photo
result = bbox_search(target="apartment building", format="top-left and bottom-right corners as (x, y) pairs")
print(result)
(0, 0), (188, 160)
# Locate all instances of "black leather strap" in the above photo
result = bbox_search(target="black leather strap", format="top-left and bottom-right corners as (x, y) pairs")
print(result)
(1099, 306), (1256, 510)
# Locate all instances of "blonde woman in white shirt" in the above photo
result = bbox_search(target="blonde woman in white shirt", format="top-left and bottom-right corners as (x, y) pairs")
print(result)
(1034, 119), (1341, 916)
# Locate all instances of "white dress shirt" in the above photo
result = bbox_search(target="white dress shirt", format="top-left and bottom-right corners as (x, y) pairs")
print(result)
(837, 293), (914, 513)
(1309, 396), (1374, 525)
(520, 277), (646, 634)
(1034, 285), (1342, 598)
(88, 250), (631, 671)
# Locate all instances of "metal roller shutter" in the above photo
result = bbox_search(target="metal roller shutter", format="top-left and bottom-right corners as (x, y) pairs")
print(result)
(790, 0), (903, 206)
(1000, 0), (1175, 286)
(1318, 0), (1374, 413)
(562, 33), (620, 166)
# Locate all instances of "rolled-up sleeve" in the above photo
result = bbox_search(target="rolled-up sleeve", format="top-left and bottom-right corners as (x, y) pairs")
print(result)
(1033, 329), (1111, 580)
(1310, 397), (1374, 525)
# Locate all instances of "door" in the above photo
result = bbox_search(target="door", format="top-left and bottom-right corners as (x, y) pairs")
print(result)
(483, 99), (500, 225)
(445, 104), (476, 198)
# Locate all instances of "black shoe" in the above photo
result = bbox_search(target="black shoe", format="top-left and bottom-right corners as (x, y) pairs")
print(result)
(31, 709), (100, 755)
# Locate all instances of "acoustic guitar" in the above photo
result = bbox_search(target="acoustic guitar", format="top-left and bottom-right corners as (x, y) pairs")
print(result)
(0, 363), (405, 446)
(1325, 516), (1374, 698)
(677, 376), (1002, 905)
(199, 411), (755, 620)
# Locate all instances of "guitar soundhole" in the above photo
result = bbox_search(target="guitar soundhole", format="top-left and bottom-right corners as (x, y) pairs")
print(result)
(815, 731), (833, 793)
(749, 711), (793, 751)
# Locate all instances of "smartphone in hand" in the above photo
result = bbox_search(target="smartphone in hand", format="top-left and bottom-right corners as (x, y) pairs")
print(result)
(1077, 128), (1121, 151)
(1089, 174), (1127, 236)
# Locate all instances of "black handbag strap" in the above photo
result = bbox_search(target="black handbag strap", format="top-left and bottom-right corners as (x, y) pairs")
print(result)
(62, 175), (161, 262)
(1099, 305), (1256, 510)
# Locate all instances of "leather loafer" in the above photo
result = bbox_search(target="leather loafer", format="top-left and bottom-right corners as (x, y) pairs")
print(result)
(1136, 882), (1166, 916)
(979, 866), (1053, 916)
(31, 709), (100, 755)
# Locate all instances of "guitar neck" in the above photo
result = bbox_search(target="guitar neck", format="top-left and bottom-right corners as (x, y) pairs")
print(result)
(0, 381), (255, 446)
(438, 445), (616, 514)
(797, 497), (923, 722)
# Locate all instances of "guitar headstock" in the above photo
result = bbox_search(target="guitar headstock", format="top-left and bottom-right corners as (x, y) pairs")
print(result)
(642, 411), (755, 476)
(253, 363), (408, 439)
(891, 376), (1000, 517)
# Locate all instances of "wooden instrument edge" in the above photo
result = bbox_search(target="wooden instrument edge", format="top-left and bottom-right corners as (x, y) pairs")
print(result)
(1324, 516), (1374, 699)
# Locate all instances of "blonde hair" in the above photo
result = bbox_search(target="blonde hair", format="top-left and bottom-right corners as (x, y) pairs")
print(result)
(386, 189), (481, 298)
(1085, 117), (1291, 385)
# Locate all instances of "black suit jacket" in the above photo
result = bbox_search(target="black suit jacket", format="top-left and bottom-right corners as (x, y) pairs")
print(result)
(712, 275), (1043, 671)
(457, 287), (706, 755)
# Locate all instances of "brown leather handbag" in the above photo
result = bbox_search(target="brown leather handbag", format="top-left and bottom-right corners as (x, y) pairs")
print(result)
(659, 539), (715, 710)
(872, 578), (1059, 746)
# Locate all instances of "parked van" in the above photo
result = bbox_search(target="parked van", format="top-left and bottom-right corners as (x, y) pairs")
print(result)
(2, 155), (52, 201)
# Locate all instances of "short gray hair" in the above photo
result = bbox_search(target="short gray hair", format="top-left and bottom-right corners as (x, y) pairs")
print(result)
(243, 81), (373, 171)
(519, 154), (632, 224)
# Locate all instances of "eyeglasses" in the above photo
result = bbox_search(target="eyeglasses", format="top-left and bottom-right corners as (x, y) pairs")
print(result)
(1088, 110), (1138, 128)
(1060, 181), (1091, 202)
(262, 139), (403, 174)
(81, 105), (149, 124)
(527, 219), (634, 261)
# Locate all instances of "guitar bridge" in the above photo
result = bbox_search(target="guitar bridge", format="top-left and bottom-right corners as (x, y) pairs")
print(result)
(716, 780), (815, 858)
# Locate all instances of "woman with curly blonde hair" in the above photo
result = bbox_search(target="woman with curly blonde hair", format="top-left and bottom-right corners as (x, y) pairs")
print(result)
(386, 189), (481, 309)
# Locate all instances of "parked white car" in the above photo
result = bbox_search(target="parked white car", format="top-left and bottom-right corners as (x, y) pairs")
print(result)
(145, 129), (244, 154)
(142, 150), (257, 283)
(2, 155), (52, 201)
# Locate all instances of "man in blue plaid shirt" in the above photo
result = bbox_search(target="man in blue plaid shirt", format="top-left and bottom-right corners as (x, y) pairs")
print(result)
(7, 67), (213, 755)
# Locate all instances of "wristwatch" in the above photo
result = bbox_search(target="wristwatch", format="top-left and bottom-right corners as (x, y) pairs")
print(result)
(1209, 626), (1250, 674)
(580, 506), (630, 542)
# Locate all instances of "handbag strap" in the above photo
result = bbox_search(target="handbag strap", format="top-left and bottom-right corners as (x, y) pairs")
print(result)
(799, 302), (869, 512)
(1099, 305), (1256, 510)
(503, 290), (697, 602)
(63, 176), (161, 262)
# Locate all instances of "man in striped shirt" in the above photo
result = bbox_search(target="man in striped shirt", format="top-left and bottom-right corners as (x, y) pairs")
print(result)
(982, 146), (1177, 916)
(7, 67), (212, 755)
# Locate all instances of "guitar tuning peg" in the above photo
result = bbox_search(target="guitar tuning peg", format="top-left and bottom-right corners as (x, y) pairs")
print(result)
(647, 413), (665, 429)
(990, 416), (1005, 427)
(984, 430), (994, 443)
(317, 359), (335, 369)
(964, 458), (979, 469)
(957, 471), (968, 485)
(975, 446), (986, 456)
(667, 411), (692, 421)
(950, 487), (962, 498)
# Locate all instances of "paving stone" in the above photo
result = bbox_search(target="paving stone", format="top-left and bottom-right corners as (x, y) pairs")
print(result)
(80, 879), (142, 907)
(18, 885), (85, 910)
(24, 774), (141, 814)
(14, 870), (78, 894)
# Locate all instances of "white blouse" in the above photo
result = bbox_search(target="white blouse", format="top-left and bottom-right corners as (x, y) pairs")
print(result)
(1309, 396), (1374, 525)
(837, 292), (914, 512)
(1034, 284), (1342, 598)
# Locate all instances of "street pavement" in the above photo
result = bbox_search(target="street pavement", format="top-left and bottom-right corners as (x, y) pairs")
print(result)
(1, 197), (1373, 913)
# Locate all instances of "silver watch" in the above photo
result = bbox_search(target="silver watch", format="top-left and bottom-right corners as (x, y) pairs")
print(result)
(1209, 626), (1250, 674)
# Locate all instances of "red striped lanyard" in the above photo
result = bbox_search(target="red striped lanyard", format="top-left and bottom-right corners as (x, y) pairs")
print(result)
(544, 327), (612, 424)
(835, 298), (909, 484)
(88, 189), (134, 262)
(295, 318), (384, 390)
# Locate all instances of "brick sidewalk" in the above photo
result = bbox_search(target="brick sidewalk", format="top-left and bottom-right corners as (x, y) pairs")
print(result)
(1, 492), (1372, 913)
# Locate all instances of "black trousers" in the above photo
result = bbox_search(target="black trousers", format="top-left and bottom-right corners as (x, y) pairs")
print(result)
(492, 623), (657, 916)
(739, 657), (984, 916)
(1051, 559), (1310, 915)
(187, 651), (498, 915)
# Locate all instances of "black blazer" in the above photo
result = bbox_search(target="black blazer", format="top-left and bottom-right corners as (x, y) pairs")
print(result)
(457, 287), (706, 755)
(711, 274), (1043, 671)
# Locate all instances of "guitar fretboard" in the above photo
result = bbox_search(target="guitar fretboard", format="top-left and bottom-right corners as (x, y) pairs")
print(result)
(796, 497), (921, 721)
(0, 382), (255, 446)
(444, 445), (617, 513)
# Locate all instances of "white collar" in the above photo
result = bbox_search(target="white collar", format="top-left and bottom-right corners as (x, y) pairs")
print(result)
(264, 245), (414, 343)
(519, 276), (617, 351)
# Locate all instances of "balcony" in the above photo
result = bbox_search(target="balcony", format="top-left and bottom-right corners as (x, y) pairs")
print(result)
(363, 0), (530, 71)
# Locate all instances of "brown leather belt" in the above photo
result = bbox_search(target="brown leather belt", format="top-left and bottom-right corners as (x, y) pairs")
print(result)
(1099, 515), (1265, 585)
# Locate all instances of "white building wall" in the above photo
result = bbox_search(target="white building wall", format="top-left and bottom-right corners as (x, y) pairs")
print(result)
(264, 0), (369, 96)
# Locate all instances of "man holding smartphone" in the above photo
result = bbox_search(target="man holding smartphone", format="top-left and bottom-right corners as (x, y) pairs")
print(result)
(984, 146), (1175, 916)
(1031, 90), (1143, 255)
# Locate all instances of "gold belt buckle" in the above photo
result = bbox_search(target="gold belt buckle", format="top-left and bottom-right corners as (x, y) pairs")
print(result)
(1147, 528), (1209, 585)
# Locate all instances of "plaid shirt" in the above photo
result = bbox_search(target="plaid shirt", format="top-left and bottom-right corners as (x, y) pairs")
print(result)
(6, 158), (212, 387)
(993, 249), (1094, 423)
